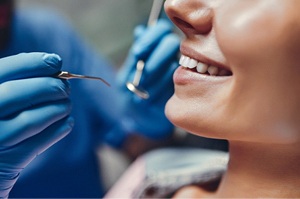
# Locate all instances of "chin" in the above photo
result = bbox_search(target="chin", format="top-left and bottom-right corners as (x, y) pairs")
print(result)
(166, 93), (300, 144)
(165, 95), (185, 128)
(165, 94), (222, 139)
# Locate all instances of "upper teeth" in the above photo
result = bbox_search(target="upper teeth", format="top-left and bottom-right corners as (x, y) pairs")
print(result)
(179, 55), (228, 76)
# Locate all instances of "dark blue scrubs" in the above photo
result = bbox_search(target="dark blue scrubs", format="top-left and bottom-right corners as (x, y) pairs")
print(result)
(3, 8), (124, 198)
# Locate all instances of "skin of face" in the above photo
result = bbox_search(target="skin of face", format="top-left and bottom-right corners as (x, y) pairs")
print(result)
(164, 0), (300, 144)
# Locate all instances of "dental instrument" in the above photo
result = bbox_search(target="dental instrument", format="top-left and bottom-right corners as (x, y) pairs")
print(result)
(126, 0), (164, 99)
(56, 71), (110, 87)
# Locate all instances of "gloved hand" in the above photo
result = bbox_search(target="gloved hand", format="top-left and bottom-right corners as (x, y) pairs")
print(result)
(105, 19), (180, 147)
(0, 53), (74, 198)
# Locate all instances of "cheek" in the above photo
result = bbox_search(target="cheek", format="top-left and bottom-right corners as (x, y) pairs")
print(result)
(212, 3), (300, 143)
(215, 1), (295, 67)
(218, 19), (270, 65)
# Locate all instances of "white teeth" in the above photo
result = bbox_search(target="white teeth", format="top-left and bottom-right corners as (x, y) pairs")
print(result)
(187, 58), (198, 69)
(180, 55), (189, 68)
(208, 66), (219, 76)
(182, 56), (190, 68)
(180, 55), (197, 69)
(179, 54), (230, 76)
(196, 62), (208, 73)
(179, 55), (185, 66)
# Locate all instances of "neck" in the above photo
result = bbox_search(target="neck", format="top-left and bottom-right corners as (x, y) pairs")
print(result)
(216, 141), (300, 198)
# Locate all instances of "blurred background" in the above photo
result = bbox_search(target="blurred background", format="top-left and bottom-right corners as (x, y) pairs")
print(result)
(16, 0), (153, 67)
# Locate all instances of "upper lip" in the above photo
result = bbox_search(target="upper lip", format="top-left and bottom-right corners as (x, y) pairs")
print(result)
(180, 44), (231, 72)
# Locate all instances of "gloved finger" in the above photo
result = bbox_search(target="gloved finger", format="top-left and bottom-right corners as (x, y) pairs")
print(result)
(0, 77), (70, 118)
(0, 52), (62, 84)
(132, 19), (173, 60)
(117, 20), (174, 86)
(0, 99), (72, 147)
(116, 53), (137, 88)
(0, 116), (74, 167)
(147, 61), (177, 104)
(116, 25), (146, 84)
(133, 25), (146, 41)
(141, 33), (180, 86)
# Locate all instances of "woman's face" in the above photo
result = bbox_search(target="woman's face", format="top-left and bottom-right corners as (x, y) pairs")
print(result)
(165, 0), (300, 144)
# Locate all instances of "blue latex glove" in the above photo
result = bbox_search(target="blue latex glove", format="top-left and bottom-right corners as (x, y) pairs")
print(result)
(105, 19), (180, 147)
(0, 53), (74, 198)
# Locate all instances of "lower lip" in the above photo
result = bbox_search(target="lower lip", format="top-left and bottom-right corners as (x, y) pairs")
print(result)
(173, 66), (231, 85)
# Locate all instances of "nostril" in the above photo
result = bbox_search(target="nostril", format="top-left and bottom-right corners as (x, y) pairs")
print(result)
(170, 7), (213, 35)
(174, 17), (194, 30)
(173, 14), (212, 35)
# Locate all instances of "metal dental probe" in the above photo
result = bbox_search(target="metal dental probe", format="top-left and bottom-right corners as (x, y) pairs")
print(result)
(56, 71), (110, 87)
(126, 0), (164, 99)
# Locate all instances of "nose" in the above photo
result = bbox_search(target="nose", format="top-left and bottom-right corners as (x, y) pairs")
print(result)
(164, 0), (213, 35)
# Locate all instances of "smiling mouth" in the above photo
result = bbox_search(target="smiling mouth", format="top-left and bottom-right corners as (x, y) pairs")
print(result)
(179, 54), (232, 76)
